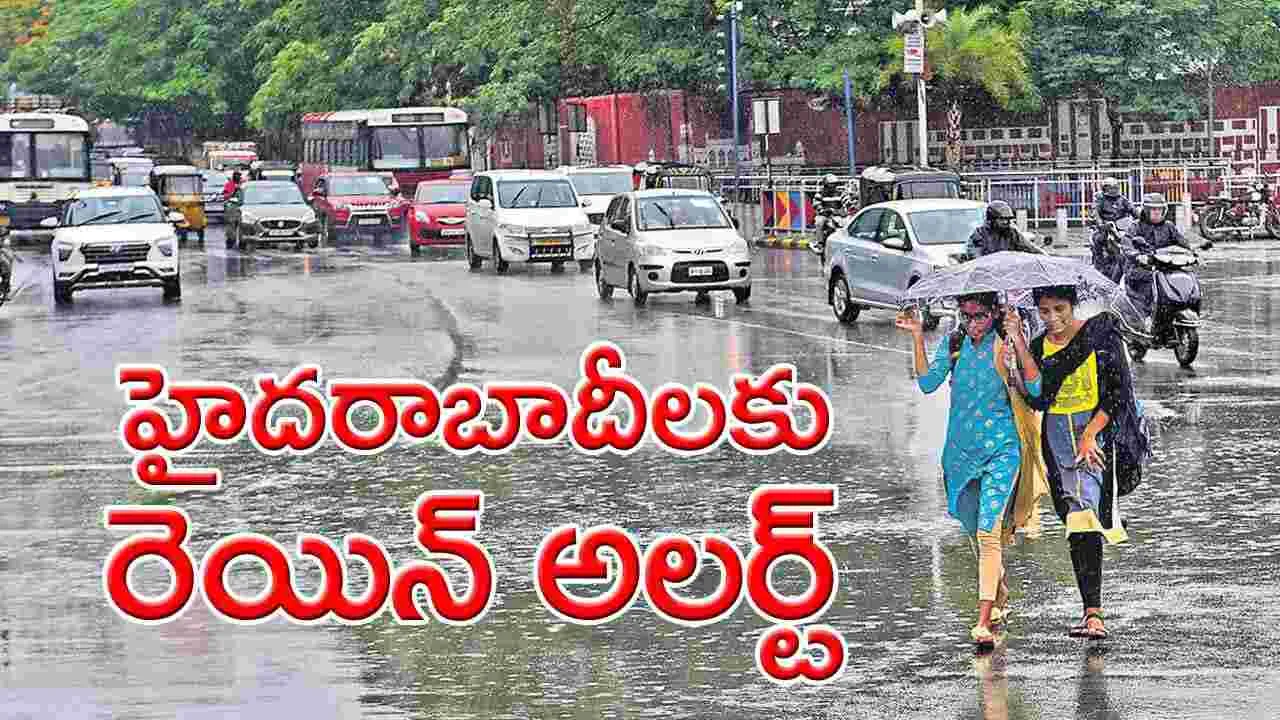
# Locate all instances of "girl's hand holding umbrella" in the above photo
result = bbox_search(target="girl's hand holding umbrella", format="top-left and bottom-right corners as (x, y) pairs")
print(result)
(895, 308), (923, 336)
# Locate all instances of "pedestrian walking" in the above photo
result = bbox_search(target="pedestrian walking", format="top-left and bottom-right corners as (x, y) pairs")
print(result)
(897, 292), (1048, 648)
(1019, 284), (1150, 640)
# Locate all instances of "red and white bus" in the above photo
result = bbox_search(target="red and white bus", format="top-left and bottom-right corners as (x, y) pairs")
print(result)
(298, 107), (469, 198)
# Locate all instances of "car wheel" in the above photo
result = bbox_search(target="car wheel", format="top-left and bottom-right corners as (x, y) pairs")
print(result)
(1128, 342), (1148, 363)
(733, 286), (751, 304)
(465, 235), (482, 269)
(831, 274), (860, 324)
(579, 259), (592, 273)
(628, 265), (648, 306)
(53, 277), (73, 305)
(410, 243), (421, 256)
(493, 240), (509, 274)
(308, 238), (318, 249)
(225, 224), (236, 249)
(163, 276), (181, 300)
(595, 259), (614, 300)
(551, 261), (565, 274)
(197, 229), (205, 247)
(294, 240), (304, 252)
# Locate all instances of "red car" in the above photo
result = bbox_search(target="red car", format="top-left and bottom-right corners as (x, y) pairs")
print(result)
(407, 180), (470, 254)
(308, 172), (410, 245)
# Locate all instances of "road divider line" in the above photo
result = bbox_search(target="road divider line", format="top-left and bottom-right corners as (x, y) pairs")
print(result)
(682, 312), (912, 355)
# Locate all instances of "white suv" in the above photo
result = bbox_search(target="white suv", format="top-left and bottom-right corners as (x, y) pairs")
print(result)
(43, 187), (184, 305)
(464, 170), (596, 273)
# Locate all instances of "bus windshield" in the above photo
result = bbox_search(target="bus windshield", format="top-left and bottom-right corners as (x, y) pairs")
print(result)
(1, 132), (89, 179)
(371, 124), (467, 170)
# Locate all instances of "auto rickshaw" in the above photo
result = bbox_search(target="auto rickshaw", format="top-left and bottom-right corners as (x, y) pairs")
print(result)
(110, 157), (155, 188)
(633, 161), (716, 192)
(149, 164), (208, 245)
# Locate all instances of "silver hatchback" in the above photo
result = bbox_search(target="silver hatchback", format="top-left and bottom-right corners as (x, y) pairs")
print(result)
(824, 199), (988, 328)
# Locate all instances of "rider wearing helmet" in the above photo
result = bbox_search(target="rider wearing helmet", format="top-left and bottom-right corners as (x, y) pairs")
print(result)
(1122, 192), (1192, 324)
(1091, 177), (1136, 284)
(811, 173), (845, 256)
(962, 200), (1040, 259)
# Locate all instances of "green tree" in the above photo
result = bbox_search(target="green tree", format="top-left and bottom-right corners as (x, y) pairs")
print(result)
(880, 4), (1038, 166)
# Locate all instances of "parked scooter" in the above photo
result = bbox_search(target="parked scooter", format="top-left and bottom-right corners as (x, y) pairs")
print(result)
(1120, 244), (1206, 368)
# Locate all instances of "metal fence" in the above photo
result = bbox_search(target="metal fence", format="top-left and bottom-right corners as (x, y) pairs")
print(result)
(716, 161), (1280, 236)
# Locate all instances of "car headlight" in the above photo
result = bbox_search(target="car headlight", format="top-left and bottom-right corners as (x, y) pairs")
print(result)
(157, 240), (174, 257)
(637, 243), (668, 256)
(415, 210), (430, 223)
(55, 241), (74, 262)
(498, 223), (529, 238)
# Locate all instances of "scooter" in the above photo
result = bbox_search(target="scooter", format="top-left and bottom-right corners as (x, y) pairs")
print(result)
(1093, 217), (1136, 284)
(1122, 245), (1205, 368)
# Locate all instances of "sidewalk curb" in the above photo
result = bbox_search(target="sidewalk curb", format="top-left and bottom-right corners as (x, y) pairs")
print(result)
(755, 236), (811, 250)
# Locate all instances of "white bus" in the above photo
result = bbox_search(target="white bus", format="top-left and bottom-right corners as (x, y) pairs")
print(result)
(0, 112), (93, 238)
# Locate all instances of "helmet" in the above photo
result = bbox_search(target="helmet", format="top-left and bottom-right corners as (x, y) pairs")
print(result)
(986, 200), (1015, 231)
(1102, 177), (1121, 197)
(822, 173), (838, 186)
(1141, 192), (1166, 224)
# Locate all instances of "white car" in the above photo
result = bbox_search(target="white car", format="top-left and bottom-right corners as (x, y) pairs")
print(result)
(556, 165), (635, 229)
(43, 187), (184, 305)
(464, 170), (596, 273)
(594, 189), (752, 305)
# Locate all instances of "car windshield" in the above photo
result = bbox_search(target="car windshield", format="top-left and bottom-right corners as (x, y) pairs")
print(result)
(906, 208), (986, 245)
(203, 172), (229, 190)
(118, 170), (151, 187)
(568, 172), (633, 196)
(66, 195), (165, 225)
(497, 180), (577, 208)
(329, 175), (391, 196)
(415, 183), (469, 204)
(243, 183), (305, 205)
(636, 195), (730, 231)
(160, 176), (200, 194)
(898, 180), (962, 199)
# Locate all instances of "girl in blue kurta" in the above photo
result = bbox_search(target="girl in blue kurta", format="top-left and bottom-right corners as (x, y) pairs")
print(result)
(897, 292), (1044, 647)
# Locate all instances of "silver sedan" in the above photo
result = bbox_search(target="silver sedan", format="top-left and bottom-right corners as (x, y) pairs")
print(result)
(594, 189), (752, 306)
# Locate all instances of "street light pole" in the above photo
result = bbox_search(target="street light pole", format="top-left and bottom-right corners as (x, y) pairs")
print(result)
(731, 1), (741, 200)
(915, 0), (928, 167)
(893, 2), (945, 167)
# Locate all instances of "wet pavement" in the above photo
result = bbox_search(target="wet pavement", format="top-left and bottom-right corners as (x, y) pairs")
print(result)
(1, 227), (1278, 719)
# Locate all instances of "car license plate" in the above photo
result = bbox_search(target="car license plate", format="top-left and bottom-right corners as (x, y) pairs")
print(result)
(99, 263), (132, 273)
(688, 266), (714, 277)
(207, 203), (224, 212)
(532, 238), (567, 246)
(268, 229), (294, 236)
(358, 218), (381, 226)
(441, 228), (465, 236)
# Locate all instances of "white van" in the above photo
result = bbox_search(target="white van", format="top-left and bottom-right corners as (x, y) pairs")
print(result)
(556, 165), (635, 228)
(464, 170), (596, 273)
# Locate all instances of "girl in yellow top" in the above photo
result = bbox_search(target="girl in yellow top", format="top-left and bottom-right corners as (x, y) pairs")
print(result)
(1021, 285), (1134, 640)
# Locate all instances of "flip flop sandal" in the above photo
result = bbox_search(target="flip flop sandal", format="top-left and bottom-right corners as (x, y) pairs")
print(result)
(990, 605), (1011, 626)
(1069, 611), (1107, 639)
(971, 624), (996, 649)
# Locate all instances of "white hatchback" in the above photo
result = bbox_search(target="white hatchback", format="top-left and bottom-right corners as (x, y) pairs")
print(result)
(464, 170), (596, 273)
(44, 187), (184, 305)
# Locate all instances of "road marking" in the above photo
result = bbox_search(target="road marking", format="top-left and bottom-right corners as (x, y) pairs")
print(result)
(680, 312), (912, 355)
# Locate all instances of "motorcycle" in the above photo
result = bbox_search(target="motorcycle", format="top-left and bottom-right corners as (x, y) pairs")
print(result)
(808, 191), (855, 261)
(1197, 184), (1280, 240)
(1093, 216), (1136, 284)
(0, 227), (13, 309)
(1120, 245), (1205, 368)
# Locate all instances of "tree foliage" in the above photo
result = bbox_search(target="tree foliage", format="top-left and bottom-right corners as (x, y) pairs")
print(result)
(1, 0), (1276, 139)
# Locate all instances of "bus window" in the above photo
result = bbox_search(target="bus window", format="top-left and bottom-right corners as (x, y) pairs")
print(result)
(342, 140), (352, 163)
(372, 127), (419, 169)
(1, 133), (31, 178)
(34, 133), (88, 179)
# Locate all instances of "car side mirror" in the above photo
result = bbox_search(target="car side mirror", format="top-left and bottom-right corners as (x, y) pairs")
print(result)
(882, 231), (908, 250)
(1042, 235), (1054, 246)
(167, 211), (185, 224)
(731, 215), (740, 228)
(612, 219), (628, 233)
(39, 216), (59, 229)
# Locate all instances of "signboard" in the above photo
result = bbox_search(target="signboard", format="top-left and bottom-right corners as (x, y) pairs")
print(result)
(752, 98), (781, 135)
(904, 30), (924, 74)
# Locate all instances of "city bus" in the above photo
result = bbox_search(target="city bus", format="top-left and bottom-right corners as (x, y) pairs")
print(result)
(298, 107), (469, 198)
(0, 112), (93, 239)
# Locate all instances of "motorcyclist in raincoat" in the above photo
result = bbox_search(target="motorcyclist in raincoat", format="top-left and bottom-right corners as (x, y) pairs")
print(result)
(1122, 192), (1192, 328)
(1090, 177), (1136, 283)
(962, 200), (1042, 259)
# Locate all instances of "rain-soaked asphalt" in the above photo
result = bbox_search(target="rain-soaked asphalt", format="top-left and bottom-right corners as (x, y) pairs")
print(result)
(1, 226), (1278, 719)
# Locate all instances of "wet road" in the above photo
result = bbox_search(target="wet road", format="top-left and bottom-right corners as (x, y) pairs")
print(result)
(1, 227), (1279, 719)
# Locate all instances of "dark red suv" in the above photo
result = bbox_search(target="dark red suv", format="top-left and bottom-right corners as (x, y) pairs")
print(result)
(308, 173), (410, 245)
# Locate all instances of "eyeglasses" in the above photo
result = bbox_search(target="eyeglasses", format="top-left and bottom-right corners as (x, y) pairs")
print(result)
(960, 310), (992, 323)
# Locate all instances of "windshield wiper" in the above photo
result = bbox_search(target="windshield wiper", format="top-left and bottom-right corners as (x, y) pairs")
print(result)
(651, 203), (674, 229)
(78, 210), (122, 225)
(534, 184), (546, 208)
(509, 185), (528, 207)
(124, 212), (163, 222)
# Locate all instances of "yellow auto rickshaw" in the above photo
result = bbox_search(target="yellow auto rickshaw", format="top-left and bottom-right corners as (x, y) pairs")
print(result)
(150, 165), (208, 245)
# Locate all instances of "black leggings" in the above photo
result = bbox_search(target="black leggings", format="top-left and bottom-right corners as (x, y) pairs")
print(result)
(1069, 533), (1103, 610)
